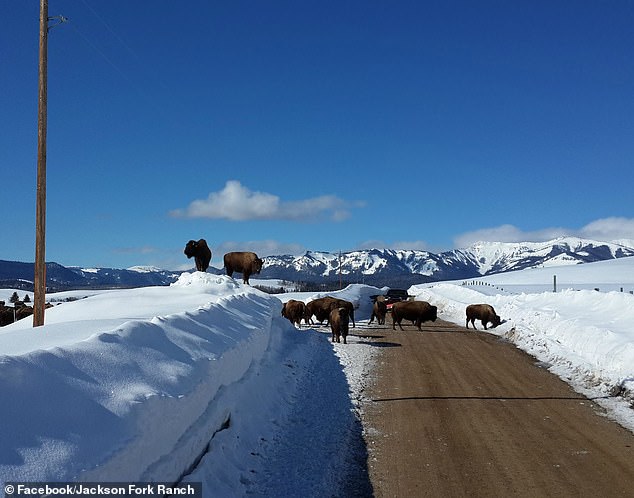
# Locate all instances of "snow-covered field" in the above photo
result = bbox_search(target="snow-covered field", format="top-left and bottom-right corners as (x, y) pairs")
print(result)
(1, 256), (633, 495)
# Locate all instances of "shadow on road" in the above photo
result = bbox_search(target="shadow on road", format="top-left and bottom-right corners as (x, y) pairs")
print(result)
(356, 340), (402, 348)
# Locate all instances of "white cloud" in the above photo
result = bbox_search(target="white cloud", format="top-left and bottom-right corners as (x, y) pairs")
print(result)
(578, 217), (634, 242)
(170, 180), (361, 222)
(454, 217), (634, 248)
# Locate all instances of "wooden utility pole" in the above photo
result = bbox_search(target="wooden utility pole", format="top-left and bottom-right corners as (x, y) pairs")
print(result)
(33, 0), (49, 327)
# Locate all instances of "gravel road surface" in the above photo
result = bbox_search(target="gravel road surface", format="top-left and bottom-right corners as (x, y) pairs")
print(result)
(361, 319), (634, 497)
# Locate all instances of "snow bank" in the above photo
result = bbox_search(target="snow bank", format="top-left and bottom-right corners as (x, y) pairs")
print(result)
(0, 274), (277, 484)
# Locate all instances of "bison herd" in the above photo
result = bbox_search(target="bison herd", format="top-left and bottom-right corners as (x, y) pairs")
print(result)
(281, 294), (502, 345)
(282, 296), (356, 344)
(183, 237), (502, 344)
(184, 238), (264, 285)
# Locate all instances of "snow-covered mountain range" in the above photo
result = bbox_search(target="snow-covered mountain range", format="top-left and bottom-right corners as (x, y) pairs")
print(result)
(2, 237), (633, 290)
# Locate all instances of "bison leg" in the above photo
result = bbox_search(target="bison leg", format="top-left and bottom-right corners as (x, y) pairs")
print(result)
(482, 320), (488, 330)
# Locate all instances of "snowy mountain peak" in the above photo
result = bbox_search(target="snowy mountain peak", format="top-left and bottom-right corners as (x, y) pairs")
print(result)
(127, 265), (164, 273)
(260, 237), (634, 286)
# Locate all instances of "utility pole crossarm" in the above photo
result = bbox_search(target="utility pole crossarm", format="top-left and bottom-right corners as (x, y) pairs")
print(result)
(47, 15), (68, 31)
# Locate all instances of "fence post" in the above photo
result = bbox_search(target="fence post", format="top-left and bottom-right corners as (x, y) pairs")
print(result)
(553, 275), (557, 293)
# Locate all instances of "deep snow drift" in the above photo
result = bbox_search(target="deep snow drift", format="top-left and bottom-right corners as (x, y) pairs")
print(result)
(1, 257), (634, 495)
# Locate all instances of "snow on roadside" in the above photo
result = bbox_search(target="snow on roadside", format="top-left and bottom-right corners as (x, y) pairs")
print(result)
(0, 274), (277, 485)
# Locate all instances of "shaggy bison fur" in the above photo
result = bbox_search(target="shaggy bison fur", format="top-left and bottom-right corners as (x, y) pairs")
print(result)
(465, 304), (501, 330)
(329, 307), (350, 344)
(184, 239), (212, 272)
(304, 296), (355, 328)
(223, 251), (264, 285)
(392, 300), (437, 331)
(282, 299), (306, 328)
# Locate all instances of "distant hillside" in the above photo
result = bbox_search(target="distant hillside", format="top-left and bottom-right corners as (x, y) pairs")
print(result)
(0, 261), (183, 292)
(2, 237), (633, 291)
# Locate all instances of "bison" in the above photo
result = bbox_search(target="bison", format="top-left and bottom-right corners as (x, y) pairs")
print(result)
(392, 300), (437, 331)
(369, 297), (387, 325)
(465, 304), (501, 330)
(304, 298), (333, 325)
(329, 307), (350, 344)
(282, 299), (306, 328)
(184, 239), (212, 272)
(304, 296), (355, 328)
(223, 251), (264, 285)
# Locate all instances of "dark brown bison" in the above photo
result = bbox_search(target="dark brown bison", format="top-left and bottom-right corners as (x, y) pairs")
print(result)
(369, 297), (387, 325)
(466, 304), (501, 330)
(223, 252), (264, 284)
(329, 307), (350, 344)
(304, 298), (332, 325)
(282, 299), (306, 328)
(184, 239), (212, 272)
(392, 300), (437, 331)
(304, 296), (355, 328)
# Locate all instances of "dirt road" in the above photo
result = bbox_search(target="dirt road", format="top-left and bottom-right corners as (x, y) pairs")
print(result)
(360, 319), (634, 497)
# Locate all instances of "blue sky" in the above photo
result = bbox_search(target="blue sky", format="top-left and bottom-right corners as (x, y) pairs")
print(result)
(2, 1), (634, 270)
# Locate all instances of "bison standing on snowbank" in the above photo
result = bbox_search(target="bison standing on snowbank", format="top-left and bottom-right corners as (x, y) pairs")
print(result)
(184, 239), (212, 272)
(282, 299), (306, 328)
(223, 252), (264, 285)
(329, 307), (350, 344)
(392, 300), (437, 331)
(465, 304), (501, 330)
